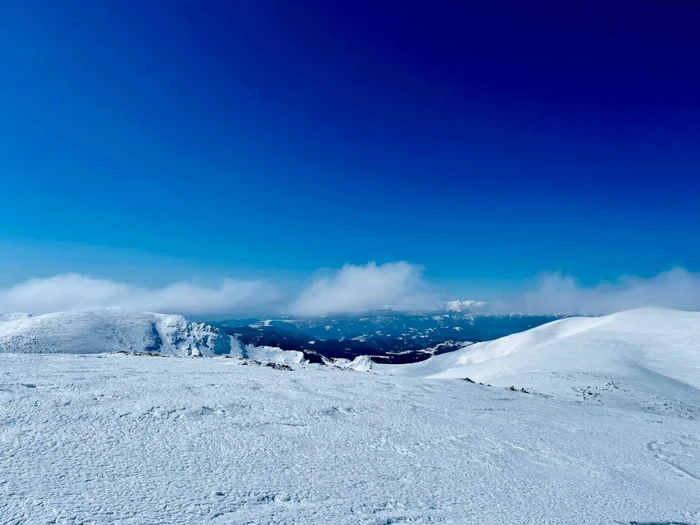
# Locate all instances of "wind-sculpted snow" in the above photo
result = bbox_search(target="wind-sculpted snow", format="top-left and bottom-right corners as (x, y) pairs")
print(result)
(0, 353), (698, 524)
(381, 308), (700, 418)
(0, 308), (235, 356)
(244, 344), (306, 364)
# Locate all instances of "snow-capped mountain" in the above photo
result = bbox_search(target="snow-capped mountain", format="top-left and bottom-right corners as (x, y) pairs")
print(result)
(0, 308), (237, 356)
(442, 299), (487, 312)
(380, 307), (700, 418)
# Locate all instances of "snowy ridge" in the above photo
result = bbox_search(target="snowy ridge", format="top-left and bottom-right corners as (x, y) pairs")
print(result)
(0, 308), (235, 357)
(380, 307), (700, 417)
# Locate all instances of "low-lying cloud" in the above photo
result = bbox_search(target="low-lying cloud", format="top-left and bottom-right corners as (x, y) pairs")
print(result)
(1, 265), (699, 317)
(0, 262), (437, 317)
(0, 274), (281, 316)
(291, 262), (439, 316)
(488, 267), (700, 315)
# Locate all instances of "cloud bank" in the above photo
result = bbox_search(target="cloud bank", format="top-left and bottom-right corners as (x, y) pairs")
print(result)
(1, 264), (699, 317)
(0, 274), (281, 316)
(488, 267), (700, 315)
(291, 262), (439, 316)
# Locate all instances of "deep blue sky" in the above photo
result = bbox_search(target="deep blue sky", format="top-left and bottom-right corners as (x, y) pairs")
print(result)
(1, 0), (699, 293)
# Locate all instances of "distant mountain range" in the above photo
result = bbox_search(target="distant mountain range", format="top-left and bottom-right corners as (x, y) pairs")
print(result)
(0, 305), (569, 365)
(213, 308), (567, 364)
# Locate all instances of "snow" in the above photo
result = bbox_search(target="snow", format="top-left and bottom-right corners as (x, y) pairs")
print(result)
(379, 308), (700, 418)
(0, 307), (235, 357)
(1, 307), (699, 523)
(0, 313), (32, 322)
(443, 299), (487, 312)
(1, 352), (699, 524)
(244, 344), (306, 364)
(326, 354), (374, 372)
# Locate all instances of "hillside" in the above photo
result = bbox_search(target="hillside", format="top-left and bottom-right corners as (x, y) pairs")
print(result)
(0, 308), (236, 356)
(380, 308), (700, 418)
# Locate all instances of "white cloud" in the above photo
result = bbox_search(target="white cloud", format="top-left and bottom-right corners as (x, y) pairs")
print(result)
(2, 265), (699, 318)
(488, 267), (700, 315)
(0, 274), (280, 316)
(291, 261), (439, 315)
(0, 263), (437, 318)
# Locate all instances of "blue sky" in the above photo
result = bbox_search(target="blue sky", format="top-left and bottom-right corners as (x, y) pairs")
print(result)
(1, 1), (699, 312)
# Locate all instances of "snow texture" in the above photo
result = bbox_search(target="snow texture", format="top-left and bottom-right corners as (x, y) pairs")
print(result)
(0, 307), (699, 523)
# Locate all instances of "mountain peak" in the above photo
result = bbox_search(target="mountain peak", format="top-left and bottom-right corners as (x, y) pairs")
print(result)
(442, 300), (487, 313)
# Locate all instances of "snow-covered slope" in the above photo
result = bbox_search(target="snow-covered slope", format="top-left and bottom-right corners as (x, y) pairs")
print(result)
(380, 308), (700, 417)
(0, 308), (236, 356)
(1, 352), (699, 524)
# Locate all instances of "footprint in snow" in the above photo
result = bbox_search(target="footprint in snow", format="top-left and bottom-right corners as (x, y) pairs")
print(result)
(648, 437), (700, 482)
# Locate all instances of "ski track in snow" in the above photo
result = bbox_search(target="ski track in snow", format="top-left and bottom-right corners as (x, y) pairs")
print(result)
(1, 353), (699, 524)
